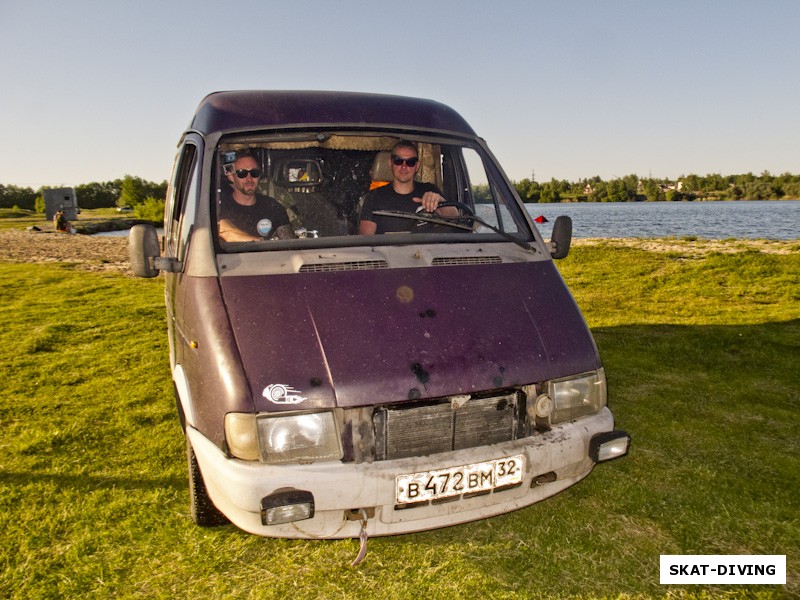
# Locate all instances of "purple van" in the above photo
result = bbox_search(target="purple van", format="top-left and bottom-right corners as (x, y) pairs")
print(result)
(130, 91), (629, 542)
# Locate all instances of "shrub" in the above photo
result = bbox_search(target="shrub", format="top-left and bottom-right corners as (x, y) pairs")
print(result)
(134, 197), (165, 222)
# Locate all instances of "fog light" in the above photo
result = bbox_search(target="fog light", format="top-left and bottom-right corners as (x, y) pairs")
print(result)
(531, 471), (557, 487)
(261, 489), (315, 526)
(589, 430), (630, 463)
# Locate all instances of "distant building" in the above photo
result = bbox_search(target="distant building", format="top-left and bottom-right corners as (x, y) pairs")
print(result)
(43, 188), (79, 221)
(659, 181), (684, 192)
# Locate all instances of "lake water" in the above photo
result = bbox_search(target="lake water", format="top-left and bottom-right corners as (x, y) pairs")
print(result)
(95, 228), (163, 237)
(526, 200), (799, 240)
(96, 200), (799, 240)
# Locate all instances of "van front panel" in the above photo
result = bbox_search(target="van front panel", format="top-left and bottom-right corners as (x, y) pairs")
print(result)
(218, 260), (599, 411)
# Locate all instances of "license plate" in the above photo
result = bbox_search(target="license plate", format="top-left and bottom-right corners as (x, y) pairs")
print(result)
(396, 454), (525, 504)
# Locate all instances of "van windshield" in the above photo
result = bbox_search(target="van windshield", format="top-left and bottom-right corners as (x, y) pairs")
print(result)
(213, 133), (533, 251)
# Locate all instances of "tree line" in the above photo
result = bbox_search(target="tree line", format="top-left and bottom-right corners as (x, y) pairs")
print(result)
(2, 170), (799, 211)
(513, 171), (800, 203)
(0, 176), (167, 211)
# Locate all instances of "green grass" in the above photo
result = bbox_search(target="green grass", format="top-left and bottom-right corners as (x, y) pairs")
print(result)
(0, 207), (144, 232)
(1, 243), (798, 599)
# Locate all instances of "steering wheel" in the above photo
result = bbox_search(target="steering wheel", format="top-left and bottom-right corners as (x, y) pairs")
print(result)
(439, 200), (474, 217)
(414, 200), (475, 232)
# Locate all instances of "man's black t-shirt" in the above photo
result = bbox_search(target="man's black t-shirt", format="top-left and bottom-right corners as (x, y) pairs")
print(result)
(219, 192), (291, 239)
(359, 182), (440, 234)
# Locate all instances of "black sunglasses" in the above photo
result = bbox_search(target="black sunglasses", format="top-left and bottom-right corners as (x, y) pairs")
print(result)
(235, 168), (261, 179)
(391, 155), (418, 167)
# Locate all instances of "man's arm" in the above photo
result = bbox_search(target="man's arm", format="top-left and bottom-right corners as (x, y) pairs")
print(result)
(218, 219), (259, 242)
(358, 219), (377, 235)
(358, 192), (378, 235)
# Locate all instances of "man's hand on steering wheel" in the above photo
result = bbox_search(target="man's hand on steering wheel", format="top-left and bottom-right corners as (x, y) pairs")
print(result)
(413, 191), (449, 213)
(414, 192), (461, 219)
(412, 200), (476, 232)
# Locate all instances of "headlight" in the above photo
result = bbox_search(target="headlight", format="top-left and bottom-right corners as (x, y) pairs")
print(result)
(258, 411), (342, 464)
(548, 369), (607, 424)
(225, 410), (343, 464)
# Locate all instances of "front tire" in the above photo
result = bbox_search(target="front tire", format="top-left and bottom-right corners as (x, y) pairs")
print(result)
(186, 437), (229, 527)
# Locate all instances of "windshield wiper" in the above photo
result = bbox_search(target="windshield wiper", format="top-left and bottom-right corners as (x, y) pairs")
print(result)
(372, 208), (536, 252)
(372, 210), (473, 231)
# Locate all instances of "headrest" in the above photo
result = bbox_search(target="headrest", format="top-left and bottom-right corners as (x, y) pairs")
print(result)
(369, 151), (394, 183)
(275, 159), (323, 188)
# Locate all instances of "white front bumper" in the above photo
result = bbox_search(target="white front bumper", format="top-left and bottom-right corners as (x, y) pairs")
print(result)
(187, 407), (615, 538)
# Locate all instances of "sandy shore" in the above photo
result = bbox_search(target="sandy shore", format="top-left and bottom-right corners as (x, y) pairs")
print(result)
(572, 237), (798, 257)
(0, 229), (132, 274)
(0, 229), (796, 276)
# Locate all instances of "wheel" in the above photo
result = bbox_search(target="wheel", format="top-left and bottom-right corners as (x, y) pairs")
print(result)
(412, 201), (475, 233)
(438, 200), (475, 218)
(186, 437), (229, 527)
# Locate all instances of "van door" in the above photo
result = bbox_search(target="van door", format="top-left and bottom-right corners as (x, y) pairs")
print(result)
(164, 137), (202, 368)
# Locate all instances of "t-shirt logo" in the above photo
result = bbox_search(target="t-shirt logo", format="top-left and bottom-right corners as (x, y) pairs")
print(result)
(256, 219), (273, 237)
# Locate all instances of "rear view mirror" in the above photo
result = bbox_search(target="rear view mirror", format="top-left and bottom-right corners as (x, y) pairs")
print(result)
(549, 216), (572, 259)
(129, 224), (161, 277)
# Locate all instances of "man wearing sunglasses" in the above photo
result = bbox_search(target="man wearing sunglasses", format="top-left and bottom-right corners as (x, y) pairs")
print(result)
(358, 141), (455, 235)
(219, 154), (294, 242)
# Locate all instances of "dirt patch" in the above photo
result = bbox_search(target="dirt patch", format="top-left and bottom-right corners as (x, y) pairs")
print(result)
(0, 229), (132, 274)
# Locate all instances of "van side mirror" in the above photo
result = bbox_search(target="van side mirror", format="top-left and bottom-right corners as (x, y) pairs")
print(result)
(129, 224), (162, 278)
(549, 215), (572, 259)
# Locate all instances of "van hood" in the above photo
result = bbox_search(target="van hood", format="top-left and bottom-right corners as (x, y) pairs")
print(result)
(219, 262), (600, 411)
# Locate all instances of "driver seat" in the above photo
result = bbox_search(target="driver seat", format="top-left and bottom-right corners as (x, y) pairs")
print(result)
(368, 151), (393, 190)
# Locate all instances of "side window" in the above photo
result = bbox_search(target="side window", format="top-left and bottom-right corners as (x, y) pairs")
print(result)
(461, 148), (521, 234)
(166, 143), (199, 259)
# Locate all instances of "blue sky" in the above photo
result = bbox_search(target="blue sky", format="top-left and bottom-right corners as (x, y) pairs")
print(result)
(1, 0), (798, 189)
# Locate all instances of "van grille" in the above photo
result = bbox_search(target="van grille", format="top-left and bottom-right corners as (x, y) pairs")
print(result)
(431, 256), (502, 266)
(372, 393), (521, 461)
(299, 260), (389, 273)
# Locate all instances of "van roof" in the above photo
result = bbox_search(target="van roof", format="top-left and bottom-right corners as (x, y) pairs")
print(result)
(188, 90), (477, 137)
